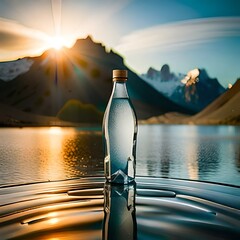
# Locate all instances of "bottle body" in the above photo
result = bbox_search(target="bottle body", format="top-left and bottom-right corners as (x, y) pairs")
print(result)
(103, 70), (137, 184)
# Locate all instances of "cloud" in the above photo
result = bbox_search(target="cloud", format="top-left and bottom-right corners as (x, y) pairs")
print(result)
(116, 17), (240, 53)
(0, 17), (50, 51)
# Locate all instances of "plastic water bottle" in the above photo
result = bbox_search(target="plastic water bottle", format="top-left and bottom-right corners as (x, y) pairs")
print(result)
(102, 183), (137, 240)
(102, 69), (138, 184)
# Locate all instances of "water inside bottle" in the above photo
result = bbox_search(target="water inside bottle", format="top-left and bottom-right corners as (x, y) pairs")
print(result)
(104, 97), (137, 183)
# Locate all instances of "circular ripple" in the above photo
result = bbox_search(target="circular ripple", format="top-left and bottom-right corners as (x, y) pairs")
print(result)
(0, 176), (239, 239)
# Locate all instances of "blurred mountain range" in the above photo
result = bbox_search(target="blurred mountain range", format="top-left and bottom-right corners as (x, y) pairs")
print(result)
(0, 36), (238, 126)
(141, 65), (226, 112)
(143, 79), (240, 125)
(0, 36), (192, 126)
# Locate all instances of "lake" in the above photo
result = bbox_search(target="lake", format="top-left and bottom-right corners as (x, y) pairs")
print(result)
(0, 125), (239, 186)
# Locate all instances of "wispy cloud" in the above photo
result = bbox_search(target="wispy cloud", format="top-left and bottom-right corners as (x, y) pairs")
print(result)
(116, 17), (240, 53)
(0, 17), (49, 51)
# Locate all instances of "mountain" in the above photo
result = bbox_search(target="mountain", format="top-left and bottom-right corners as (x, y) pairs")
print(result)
(187, 79), (240, 124)
(0, 102), (59, 126)
(141, 66), (226, 112)
(143, 79), (240, 125)
(0, 79), (6, 86)
(0, 58), (33, 81)
(0, 36), (191, 125)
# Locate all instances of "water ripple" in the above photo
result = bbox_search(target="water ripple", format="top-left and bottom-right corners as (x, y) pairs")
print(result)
(0, 177), (239, 239)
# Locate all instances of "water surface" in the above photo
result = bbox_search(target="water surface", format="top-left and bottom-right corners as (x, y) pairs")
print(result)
(0, 125), (239, 186)
(0, 176), (240, 240)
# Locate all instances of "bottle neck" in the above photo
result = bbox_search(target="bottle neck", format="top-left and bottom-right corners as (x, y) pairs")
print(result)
(112, 81), (129, 98)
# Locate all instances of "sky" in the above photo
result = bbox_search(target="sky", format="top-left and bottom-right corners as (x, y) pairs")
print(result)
(0, 0), (240, 87)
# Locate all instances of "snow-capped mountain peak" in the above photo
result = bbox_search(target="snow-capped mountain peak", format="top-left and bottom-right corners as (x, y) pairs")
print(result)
(0, 58), (33, 81)
(141, 65), (226, 112)
(141, 65), (185, 97)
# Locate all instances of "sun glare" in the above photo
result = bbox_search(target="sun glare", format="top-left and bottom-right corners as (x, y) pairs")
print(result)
(47, 35), (65, 50)
(44, 35), (75, 52)
(47, 36), (72, 50)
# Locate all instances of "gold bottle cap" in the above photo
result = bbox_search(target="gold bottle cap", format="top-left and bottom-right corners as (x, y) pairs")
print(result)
(112, 69), (128, 81)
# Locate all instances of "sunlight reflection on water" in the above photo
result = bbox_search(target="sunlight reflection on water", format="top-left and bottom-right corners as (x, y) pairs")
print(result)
(0, 125), (239, 186)
(0, 127), (103, 185)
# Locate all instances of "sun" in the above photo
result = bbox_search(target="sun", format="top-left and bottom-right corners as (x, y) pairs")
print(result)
(49, 36), (64, 50)
(47, 35), (66, 50)
(43, 34), (76, 53)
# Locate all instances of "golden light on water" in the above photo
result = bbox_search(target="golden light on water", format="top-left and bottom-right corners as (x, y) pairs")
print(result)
(179, 126), (199, 180)
(48, 217), (59, 225)
(186, 144), (199, 180)
(49, 127), (63, 135)
(38, 130), (64, 180)
(0, 127), (101, 184)
(38, 127), (77, 181)
(46, 212), (59, 225)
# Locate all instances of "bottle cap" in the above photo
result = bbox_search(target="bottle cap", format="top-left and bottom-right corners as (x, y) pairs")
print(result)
(112, 69), (128, 81)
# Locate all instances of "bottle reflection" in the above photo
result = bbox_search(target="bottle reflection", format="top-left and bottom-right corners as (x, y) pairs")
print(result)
(103, 183), (137, 240)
